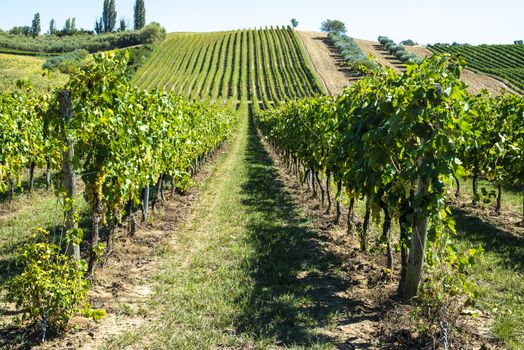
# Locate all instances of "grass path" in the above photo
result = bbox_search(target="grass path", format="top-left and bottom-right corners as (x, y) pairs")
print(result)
(104, 110), (352, 350)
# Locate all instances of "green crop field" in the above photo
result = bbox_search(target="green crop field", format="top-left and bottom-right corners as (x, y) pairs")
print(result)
(0, 53), (67, 93)
(132, 27), (326, 106)
(429, 43), (524, 91)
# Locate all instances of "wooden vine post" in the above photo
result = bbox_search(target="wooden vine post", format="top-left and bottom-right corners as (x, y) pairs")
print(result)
(59, 91), (80, 260)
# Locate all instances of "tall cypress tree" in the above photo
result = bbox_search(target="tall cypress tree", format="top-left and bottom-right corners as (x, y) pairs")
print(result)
(133, 0), (146, 30)
(49, 19), (56, 35)
(102, 0), (117, 32)
(31, 13), (41, 37)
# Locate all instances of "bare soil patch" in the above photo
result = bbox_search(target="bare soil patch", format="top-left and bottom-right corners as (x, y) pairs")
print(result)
(297, 31), (358, 95)
(405, 45), (519, 96)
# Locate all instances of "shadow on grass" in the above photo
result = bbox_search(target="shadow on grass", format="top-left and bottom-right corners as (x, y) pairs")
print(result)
(0, 174), (49, 204)
(235, 114), (374, 348)
(453, 207), (524, 272)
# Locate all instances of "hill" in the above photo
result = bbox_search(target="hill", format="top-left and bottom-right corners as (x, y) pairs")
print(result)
(429, 43), (524, 93)
(0, 53), (67, 93)
(348, 38), (518, 96)
(132, 27), (326, 106)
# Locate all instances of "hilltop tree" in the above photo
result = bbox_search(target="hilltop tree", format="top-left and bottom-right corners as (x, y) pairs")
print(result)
(134, 0), (146, 30)
(320, 19), (346, 34)
(291, 18), (299, 28)
(102, 0), (117, 32)
(31, 13), (41, 37)
(48, 19), (56, 35)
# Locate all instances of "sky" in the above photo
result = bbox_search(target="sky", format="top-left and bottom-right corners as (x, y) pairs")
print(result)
(0, 0), (522, 45)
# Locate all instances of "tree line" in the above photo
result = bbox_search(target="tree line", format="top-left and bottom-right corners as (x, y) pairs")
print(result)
(5, 0), (147, 38)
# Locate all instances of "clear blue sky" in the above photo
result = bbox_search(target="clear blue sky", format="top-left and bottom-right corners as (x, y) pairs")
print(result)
(0, 0), (522, 45)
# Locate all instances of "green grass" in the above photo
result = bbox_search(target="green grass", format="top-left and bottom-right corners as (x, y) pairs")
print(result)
(449, 178), (524, 348)
(103, 108), (351, 349)
(0, 53), (67, 93)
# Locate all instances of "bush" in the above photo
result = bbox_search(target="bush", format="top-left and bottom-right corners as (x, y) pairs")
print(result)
(400, 39), (417, 46)
(43, 49), (89, 73)
(139, 22), (166, 46)
(3, 228), (105, 342)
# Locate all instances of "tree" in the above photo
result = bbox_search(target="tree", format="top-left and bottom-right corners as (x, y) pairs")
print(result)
(119, 18), (127, 32)
(62, 18), (72, 35)
(139, 22), (166, 45)
(320, 19), (346, 34)
(102, 0), (117, 33)
(94, 18), (103, 34)
(134, 0), (146, 30)
(400, 39), (417, 46)
(31, 13), (41, 37)
(291, 18), (299, 28)
(48, 19), (56, 35)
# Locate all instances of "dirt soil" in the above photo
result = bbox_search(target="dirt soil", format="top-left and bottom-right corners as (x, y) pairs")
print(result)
(353, 38), (405, 73)
(0, 147), (228, 350)
(297, 31), (358, 95)
(405, 45), (519, 96)
(353, 39), (517, 96)
(263, 137), (504, 349)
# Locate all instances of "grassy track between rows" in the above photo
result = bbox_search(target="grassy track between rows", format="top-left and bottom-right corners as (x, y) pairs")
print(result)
(103, 109), (349, 349)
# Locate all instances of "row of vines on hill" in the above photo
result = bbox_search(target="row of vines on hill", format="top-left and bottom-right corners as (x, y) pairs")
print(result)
(429, 43), (524, 92)
(0, 52), (236, 272)
(132, 27), (325, 103)
(256, 55), (524, 304)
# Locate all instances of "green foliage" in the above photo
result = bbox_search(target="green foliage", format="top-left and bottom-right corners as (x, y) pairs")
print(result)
(429, 43), (524, 91)
(378, 35), (422, 64)
(328, 32), (377, 73)
(413, 222), (484, 338)
(290, 18), (299, 28)
(3, 228), (104, 341)
(320, 19), (347, 34)
(139, 22), (166, 45)
(48, 19), (56, 35)
(119, 18), (127, 32)
(401, 39), (417, 46)
(31, 13), (41, 37)
(134, 0), (146, 30)
(42, 49), (89, 73)
(132, 28), (324, 100)
(102, 0), (118, 33)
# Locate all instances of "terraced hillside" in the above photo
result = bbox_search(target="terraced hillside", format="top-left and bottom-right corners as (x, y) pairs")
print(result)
(132, 27), (325, 105)
(429, 43), (524, 92)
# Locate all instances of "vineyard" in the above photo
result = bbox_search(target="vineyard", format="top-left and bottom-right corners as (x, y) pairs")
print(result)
(0, 53), (67, 93)
(429, 43), (524, 92)
(1, 22), (524, 350)
(132, 27), (326, 104)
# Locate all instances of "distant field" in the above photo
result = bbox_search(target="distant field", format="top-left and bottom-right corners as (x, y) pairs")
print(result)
(429, 44), (524, 92)
(0, 53), (67, 93)
(132, 27), (326, 105)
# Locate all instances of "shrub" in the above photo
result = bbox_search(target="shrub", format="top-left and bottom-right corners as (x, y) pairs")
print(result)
(3, 228), (105, 342)
(139, 22), (166, 46)
(400, 39), (417, 46)
(43, 49), (89, 73)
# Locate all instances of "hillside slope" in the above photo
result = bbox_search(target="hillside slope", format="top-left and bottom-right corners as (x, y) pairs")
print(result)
(353, 39), (517, 96)
(296, 31), (356, 95)
(429, 43), (524, 93)
(133, 28), (325, 104)
(0, 53), (67, 93)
